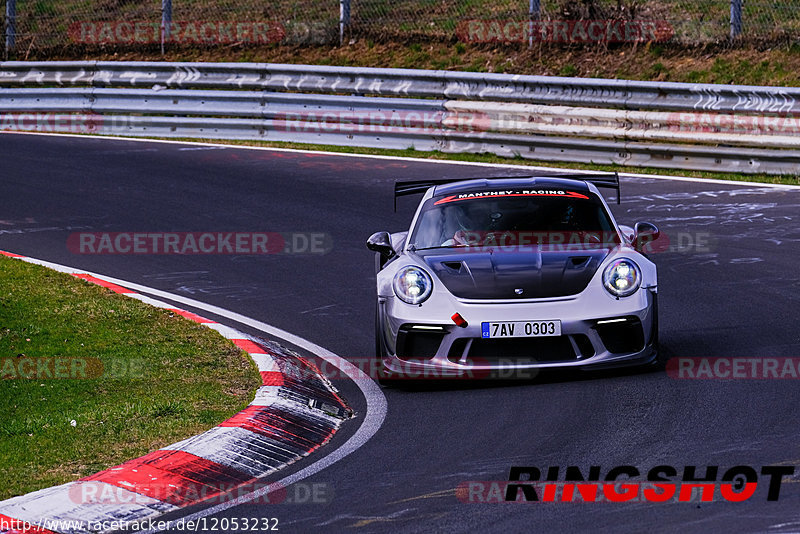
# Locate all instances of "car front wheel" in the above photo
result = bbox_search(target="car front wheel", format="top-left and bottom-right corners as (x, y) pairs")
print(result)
(375, 301), (400, 386)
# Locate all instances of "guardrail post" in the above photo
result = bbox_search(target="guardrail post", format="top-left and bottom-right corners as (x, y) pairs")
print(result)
(730, 0), (742, 39)
(339, 0), (350, 45)
(161, 0), (172, 55)
(528, 0), (540, 48)
(5, 0), (16, 59)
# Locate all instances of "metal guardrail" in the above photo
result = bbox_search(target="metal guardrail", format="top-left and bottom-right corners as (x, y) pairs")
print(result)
(3, 61), (800, 113)
(1, 61), (800, 174)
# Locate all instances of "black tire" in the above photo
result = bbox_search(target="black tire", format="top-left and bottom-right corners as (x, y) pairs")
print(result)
(375, 301), (400, 386)
(374, 301), (384, 359)
(645, 294), (664, 370)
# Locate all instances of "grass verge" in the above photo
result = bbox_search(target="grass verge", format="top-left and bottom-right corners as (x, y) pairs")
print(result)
(44, 42), (800, 88)
(0, 255), (260, 500)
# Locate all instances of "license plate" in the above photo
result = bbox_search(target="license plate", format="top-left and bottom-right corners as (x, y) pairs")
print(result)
(481, 320), (561, 338)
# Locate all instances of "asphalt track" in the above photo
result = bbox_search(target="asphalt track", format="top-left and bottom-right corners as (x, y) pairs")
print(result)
(2, 132), (800, 533)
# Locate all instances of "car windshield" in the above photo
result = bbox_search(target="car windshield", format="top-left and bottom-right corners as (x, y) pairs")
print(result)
(409, 190), (619, 250)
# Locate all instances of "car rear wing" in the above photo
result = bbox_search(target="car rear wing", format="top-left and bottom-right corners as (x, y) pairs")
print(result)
(394, 172), (620, 210)
(394, 180), (451, 211)
(557, 172), (621, 204)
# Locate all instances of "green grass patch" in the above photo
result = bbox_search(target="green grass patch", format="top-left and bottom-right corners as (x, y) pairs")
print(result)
(559, 64), (578, 77)
(0, 256), (260, 500)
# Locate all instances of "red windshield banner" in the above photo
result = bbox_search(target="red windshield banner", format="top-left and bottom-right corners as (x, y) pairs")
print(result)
(434, 190), (590, 205)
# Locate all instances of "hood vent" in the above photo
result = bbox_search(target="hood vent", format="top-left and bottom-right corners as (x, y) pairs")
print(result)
(418, 249), (610, 299)
(442, 261), (464, 271)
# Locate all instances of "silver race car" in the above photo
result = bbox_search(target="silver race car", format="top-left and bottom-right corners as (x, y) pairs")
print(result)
(367, 173), (660, 383)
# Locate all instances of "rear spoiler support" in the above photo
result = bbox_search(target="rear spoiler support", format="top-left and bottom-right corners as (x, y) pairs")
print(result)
(575, 172), (621, 204)
(394, 180), (455, 211)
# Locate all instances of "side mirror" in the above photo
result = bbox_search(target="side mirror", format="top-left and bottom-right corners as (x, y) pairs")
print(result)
(633, 222), (660, 253)
(367, 231), (395, 267)
(618, 225), (635, 242)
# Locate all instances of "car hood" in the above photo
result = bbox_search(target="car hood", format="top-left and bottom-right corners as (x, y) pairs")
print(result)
(416, 247), (610, 299)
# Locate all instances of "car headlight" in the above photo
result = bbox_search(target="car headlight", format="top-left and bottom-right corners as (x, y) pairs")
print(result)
(603, 259), (641, 297)
(393, 266), (433, 304)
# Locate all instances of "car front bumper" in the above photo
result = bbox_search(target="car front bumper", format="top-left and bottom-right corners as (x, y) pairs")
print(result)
(378, 288), (658, 379)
